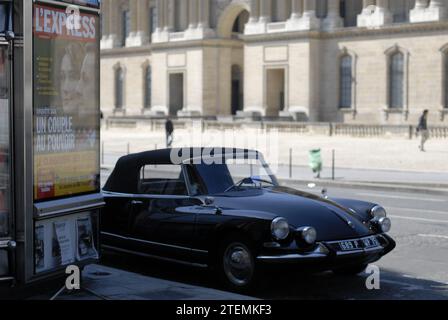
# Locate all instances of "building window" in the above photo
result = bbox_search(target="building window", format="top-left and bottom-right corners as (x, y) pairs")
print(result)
(340, 55), (353, 108)
(389, 52), (404, 109)
(316, 0), (328, 19)
(121, 9), (130, 46)
(115, 67), (124, 109)
(149, 6), (157, 37)
(144, 65), (152, 109)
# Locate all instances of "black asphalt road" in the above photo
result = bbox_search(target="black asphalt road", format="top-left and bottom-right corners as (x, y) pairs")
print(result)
(100, 185), (448, 300)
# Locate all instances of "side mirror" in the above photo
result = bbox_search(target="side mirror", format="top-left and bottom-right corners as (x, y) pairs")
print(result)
(204, 197), (215, 206)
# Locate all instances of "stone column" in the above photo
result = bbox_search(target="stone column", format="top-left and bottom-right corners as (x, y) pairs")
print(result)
(249, 0), (260, 23)
(376, 0), (393, 25)
(259, 0), (272, 23)
(156, 0), (164, 32)
(137, 0), (149, 45)
(108, 0), (119, 47)
(164, 0), (174, 31)
(298, 0), (320, 30)
(152, 0), (169, 43)
(323, 0), (343, 30)
(130, 0), (138, 35)
(198, 0), (210, 28)
(100, 0), (110, 48)
(101, 0), (110, 36)
(125, 0), (138, 46)
(188, 0), (199, 29)
(290, 0), (303, 20)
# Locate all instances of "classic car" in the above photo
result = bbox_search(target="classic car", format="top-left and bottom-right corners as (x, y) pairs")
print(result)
(101, 148), (395, 291)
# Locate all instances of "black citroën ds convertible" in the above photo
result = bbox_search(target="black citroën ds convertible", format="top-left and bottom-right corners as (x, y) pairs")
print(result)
(101, 148), (395, 291)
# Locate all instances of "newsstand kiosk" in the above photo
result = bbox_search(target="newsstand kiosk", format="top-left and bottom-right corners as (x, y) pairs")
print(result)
(0, 0), (103, 290)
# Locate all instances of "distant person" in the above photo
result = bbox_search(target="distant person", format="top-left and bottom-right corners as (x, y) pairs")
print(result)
(417, 110), (429, 152)
(165, 117), (174, 148)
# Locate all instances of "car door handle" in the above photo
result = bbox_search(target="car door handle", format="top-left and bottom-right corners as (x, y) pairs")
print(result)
(131, 200), (144, 206)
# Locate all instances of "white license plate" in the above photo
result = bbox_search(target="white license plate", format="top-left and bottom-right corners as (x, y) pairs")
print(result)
(362, 236), (380, 249)
(339, 240), (362, 251)
(338, 236), (380, 251)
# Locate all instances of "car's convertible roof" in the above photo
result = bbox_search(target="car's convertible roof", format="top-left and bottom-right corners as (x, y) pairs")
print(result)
(103, 148), (258, 193)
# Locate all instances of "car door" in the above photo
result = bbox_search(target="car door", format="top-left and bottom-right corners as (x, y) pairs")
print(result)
(127, 164), (198, 263)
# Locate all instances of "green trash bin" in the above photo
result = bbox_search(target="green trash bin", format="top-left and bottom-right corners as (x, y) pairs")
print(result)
(309, 149), (322, 178)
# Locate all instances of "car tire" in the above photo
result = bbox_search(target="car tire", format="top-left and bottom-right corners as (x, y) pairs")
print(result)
(217, 235), (258, 293)
(332, 264), (368, 276)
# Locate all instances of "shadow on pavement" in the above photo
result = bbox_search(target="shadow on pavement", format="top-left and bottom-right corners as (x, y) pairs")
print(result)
(101, 250), (448, 300)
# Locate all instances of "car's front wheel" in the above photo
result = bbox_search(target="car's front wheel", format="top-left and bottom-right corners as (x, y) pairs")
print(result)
(333, 264), (368, 276)
(218, 237), (257, 292)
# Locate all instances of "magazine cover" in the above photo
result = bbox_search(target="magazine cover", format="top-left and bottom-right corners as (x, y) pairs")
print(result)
(76, 216), (98, 261)
(34, 224), (45, 273)
(53, 220), (76, 266)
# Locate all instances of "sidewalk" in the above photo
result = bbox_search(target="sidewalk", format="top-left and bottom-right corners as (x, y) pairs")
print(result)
(100, 128), (448, 193)
(55, 264), (254, 300)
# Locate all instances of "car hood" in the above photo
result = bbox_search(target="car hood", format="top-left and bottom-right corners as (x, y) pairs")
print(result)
(213, 186), (374, 241)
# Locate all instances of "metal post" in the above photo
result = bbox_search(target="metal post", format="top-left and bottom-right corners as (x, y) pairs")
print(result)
(332, 149), (335, 181)
(127, 142), (130, 155)
(101, 141), (105, 165)
(289, 148), (293, 179)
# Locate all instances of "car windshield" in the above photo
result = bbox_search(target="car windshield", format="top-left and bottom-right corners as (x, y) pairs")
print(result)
(187, 154), (278, 195)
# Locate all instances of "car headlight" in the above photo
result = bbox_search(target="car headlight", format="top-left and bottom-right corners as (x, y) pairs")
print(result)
(370, 205), (387, 219)
(298, 226), (317, 245)
(271, 217), (290, 241)
(375, 217), (392, 233)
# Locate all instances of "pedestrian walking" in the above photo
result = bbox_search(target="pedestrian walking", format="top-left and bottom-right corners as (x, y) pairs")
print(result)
(165, 117), (174, 148)
(416, 110), (429, 152)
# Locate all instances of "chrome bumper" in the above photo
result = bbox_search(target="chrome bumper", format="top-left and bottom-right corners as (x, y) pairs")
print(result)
(257, 243), (329, 262)
(256, 235), (390, 263)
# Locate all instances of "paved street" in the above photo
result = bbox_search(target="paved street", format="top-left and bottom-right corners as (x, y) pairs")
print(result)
(99, 181), (448, 300)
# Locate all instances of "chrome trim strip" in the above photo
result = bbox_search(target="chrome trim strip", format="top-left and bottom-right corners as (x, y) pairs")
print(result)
(0, 277), (15, 283)
(257, 244), (329, 262)
(101, 232), (208, 254)
(336, 250), (364, 256)
(102, 191), (191, 201)
(325, 235), (381, 245)
(257, 252), (327, 261)
(102, 245), (208, 269)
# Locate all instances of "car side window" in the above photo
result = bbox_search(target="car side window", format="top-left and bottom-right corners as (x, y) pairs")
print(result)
(138, 165), (188, 196)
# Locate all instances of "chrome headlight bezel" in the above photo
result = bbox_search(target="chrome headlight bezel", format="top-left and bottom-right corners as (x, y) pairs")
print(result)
(370, 205), (387, 219)
(271, 217), (290, 241)
(375, 217), (392, 233)
(297, 226), (317, 245)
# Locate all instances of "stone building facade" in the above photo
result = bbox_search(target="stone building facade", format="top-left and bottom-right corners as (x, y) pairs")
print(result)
(101, 0), (448, 124)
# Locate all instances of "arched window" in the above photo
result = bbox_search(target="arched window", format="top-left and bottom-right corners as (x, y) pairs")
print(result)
(389, 52), (404, 109)
(340, 55), (353, 108)
(115, 67), (124, 110)
(121, 9), (130, 46)
(144, 65), (152, 109)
